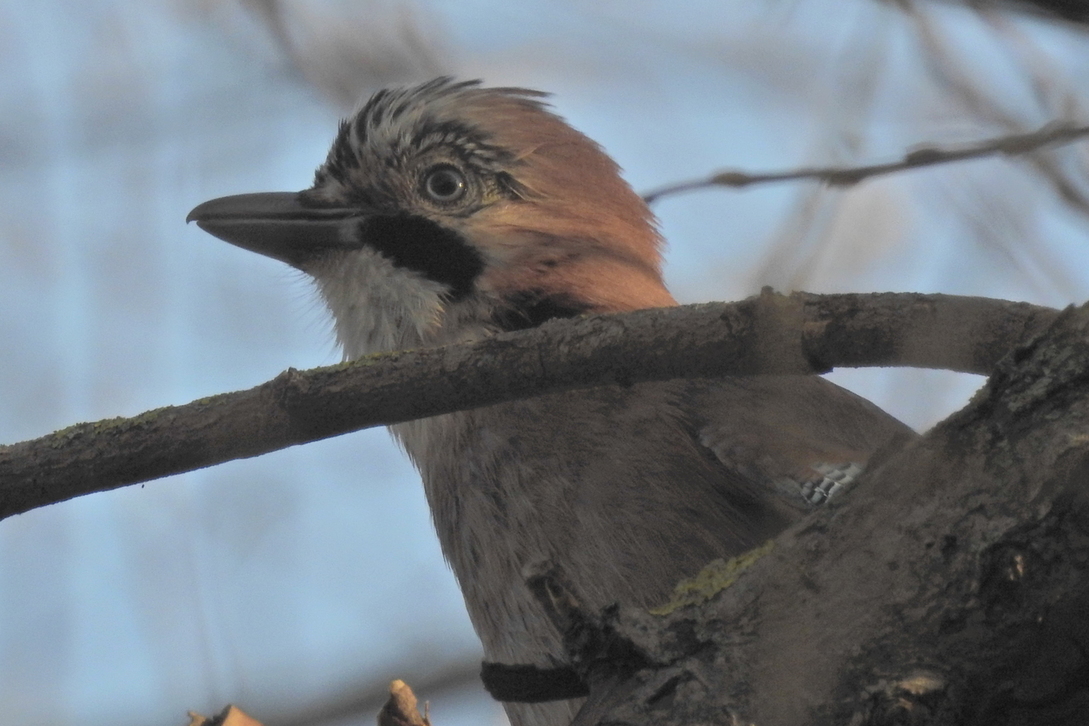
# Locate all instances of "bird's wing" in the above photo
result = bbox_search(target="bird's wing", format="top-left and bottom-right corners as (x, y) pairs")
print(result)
(683, 376), (917, 508)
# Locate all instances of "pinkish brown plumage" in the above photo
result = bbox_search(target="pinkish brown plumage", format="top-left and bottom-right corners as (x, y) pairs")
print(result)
(189, 78), (914, 726)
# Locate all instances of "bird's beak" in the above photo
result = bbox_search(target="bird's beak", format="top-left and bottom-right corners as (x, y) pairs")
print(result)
(186, 192), (364, 268)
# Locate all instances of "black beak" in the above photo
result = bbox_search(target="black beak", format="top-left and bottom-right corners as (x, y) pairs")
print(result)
(186, 192), (365, 268)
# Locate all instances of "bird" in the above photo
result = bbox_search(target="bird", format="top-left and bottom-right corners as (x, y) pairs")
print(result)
(188, 77), (914, 726)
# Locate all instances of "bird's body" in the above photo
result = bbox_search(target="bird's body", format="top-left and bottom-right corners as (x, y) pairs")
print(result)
(189, 78), (914, 726)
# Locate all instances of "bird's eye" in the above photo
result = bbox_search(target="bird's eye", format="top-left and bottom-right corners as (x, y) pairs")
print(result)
(422, 165), (468, 204)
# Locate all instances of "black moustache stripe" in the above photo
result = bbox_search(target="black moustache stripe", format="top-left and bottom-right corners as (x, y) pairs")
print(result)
(360, 214), (484, 300)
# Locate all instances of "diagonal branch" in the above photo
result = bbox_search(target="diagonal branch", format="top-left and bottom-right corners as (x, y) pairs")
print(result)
(0, 291), (1057, 520)
(642, 121), (1089, 203)
(506, 298), (1089, 725)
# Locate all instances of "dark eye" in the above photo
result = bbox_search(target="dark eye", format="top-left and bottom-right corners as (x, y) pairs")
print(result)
(422, 165), (467, 203)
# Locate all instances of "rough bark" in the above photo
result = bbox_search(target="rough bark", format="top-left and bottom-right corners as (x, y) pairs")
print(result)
(514, 299), (1089, 726)
(0, 291), (1056, 520)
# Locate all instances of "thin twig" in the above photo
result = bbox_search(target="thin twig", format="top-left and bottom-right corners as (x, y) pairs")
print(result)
(642, 121), (1089, 204)
(905, 1), (1089, 221)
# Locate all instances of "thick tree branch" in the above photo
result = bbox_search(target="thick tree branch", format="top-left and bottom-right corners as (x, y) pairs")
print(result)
(513, 299), (1089, 726)
(0, 291), (1056, 520)
(642, 121), (1089, 203)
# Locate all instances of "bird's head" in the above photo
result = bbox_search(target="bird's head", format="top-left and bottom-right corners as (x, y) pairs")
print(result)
(188, 78), (676, 357)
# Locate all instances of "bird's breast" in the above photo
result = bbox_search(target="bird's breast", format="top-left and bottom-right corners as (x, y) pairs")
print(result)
(387, 382), (789, 662)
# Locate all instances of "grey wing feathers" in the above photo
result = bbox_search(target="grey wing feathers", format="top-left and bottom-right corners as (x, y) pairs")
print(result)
(684, 376), (916, 509)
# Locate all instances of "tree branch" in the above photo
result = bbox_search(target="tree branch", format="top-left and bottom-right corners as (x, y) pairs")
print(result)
(495, 299), (1089, 725)
(642, 121), (1089, 203)
(0, 291), (1057, 520)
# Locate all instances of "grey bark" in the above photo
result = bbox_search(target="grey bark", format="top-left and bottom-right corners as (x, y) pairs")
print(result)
(527, 299), (1089, 726)
(0, 291), (1055, 520)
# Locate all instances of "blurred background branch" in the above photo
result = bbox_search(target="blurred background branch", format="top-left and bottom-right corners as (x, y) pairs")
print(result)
(642, 120), (1089, 202)
(240, 0), (448, 109)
